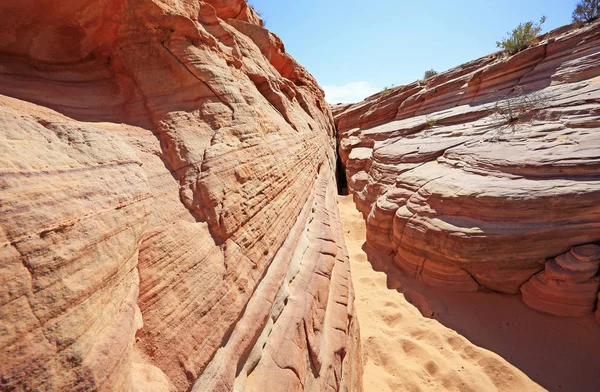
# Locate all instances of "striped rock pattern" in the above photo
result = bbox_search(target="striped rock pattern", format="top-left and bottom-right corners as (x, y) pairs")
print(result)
(522, 244), (600, 317)
(0, 1), (361, 391)
(334, 21), (600, 317)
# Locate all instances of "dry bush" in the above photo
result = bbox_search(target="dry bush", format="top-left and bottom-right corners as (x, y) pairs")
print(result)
(425, 115), (436, 128)
(486, 87), (550, 140)
(380, 84), (396, 97)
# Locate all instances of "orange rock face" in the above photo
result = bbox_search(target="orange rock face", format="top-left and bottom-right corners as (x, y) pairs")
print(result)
(0, 1), (361, 391)
(521, 245), (600, 317)
(335, 21), (600, 317)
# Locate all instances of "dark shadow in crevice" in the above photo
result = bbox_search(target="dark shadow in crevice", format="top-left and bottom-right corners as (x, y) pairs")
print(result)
(336, 147), (348, 196)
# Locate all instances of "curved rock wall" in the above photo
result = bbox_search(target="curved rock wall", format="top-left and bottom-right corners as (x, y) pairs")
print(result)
(334, 21), (600, 318)
(0, 1), (361, 391)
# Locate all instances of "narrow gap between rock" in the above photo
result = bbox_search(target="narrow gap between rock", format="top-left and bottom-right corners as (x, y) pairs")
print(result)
(336, 146), (348, 196)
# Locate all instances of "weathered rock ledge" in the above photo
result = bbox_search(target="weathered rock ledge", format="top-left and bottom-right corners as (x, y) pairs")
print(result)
(0, 1), (361, 391)
(334, 20), (600, 320)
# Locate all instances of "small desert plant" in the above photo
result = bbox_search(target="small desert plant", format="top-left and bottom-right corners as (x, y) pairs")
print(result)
(572, 0), (600, 22)
(496, 16), (546, 55)
(486, 87), (550, 140)
(423, 69), (438, 79)
(425, 115), (436, 128)
(380, 84), (395, 97)
(249, 3), (267, 27)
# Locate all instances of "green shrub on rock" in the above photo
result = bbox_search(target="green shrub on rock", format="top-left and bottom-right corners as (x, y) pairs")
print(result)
(572, 0), (600, 23)
(496, 16), (546, 55)
(423, 69), (438, 79)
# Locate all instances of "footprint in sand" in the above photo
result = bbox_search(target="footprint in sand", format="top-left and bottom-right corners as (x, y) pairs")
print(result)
(424, 360), (440, 376)
(378, 311), (404, 328)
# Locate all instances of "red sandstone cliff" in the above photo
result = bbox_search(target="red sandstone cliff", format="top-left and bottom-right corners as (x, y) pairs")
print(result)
(0, 1), (362, 391)
(334, 20), (600, 320)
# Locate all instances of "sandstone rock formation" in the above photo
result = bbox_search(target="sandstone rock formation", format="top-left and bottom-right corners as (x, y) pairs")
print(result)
(0, 1), (361, 391)
(522, 244), (600, 316)
(335, 20), (600, 318)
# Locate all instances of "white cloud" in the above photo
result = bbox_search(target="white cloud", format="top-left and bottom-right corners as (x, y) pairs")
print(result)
(323, 81), (379, 104)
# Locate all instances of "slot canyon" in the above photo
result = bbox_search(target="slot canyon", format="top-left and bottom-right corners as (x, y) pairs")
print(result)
(0, 1), (599, 391)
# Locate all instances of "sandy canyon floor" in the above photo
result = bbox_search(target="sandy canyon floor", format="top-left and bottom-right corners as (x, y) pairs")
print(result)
(337, 195), (600, 392)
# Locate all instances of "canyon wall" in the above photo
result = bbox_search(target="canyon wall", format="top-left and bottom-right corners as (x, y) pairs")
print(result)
(0, 1), (362, 391)
(335, 20), (600, 320)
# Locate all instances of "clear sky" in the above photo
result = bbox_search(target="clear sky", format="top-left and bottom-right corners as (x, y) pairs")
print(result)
(249, 0), (576, 103)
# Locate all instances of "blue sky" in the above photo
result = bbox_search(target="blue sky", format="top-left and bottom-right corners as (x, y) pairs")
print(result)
(249, 0), (576, 103)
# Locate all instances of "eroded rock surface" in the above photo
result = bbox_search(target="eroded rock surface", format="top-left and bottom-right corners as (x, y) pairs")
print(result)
(335, 21), (600, 317)
(522, 244), (600, 316)
(0, 1), (361, 391)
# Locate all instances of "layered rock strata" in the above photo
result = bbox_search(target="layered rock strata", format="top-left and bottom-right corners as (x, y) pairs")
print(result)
(0, 1), (361, 391)
(334, 20), (600, 318)
(522, 244), (600, 316)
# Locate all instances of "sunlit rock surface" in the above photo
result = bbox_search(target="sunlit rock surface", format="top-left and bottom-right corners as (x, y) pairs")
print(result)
(522, 244), (600, 317)
(334, 21), (600, 317)
(0, 1), (362, 391)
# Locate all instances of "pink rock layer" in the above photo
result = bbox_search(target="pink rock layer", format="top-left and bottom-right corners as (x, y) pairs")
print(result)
(0, 1), (361, 391)
(335, 21), (600, 318)
(521, 245), (600, 317)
